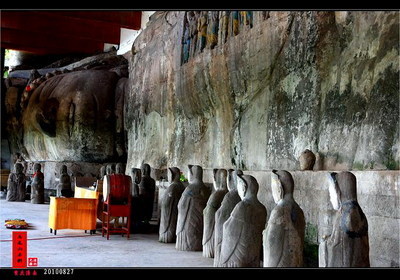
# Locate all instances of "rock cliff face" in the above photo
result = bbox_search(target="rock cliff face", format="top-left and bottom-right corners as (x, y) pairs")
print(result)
(126, 11), (399, 171)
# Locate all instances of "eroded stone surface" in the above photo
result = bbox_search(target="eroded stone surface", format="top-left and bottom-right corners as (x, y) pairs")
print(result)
(126, 11), (399, 171)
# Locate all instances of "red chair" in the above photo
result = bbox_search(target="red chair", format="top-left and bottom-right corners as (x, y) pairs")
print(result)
(102, 174), (132, 240)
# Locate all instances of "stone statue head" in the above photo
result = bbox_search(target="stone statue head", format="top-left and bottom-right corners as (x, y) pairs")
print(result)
(15, 163), (24, 174)
(299, 149), (316, 170)
(106, 163), (116, 175)
(328, 171), (358, 210)
(22, 70), (120, 162)
(100, 166), (106, 178)
(33, 163), (41, 173)
(141, 163), (151, 177)
(213, 169), (228, 191)
(188, 165), (203, 182)
(237, 174), (259, 200)
(227, 169), (243, 192)
(271, 170), (294, 204)
(131, 168), (142, 184)
(60, 165), (68, 175)
(116, 163), (126, 174)
(168, 167), (180, 183)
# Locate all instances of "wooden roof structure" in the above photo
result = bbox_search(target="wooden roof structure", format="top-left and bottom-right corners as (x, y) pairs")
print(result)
(1, 11), (142, 55)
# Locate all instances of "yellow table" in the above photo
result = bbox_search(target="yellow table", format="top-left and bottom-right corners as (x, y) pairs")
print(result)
(48, 196), (98, 235)
(74, 186), (99, 199)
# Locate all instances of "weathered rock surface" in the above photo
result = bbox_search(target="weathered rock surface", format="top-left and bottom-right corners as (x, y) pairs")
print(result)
(126, 11), (399, 171)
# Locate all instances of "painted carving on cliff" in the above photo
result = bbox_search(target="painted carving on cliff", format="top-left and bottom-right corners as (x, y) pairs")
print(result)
(176, 165), (211, 251)
(197, 11), (208, 53)
(263, 170), (305, 267)
(181, 10), (257, 64)
(207, 11), (219, 49)
(218, 174), (267, 267)
(159, 167), (185, 243)
(319, 171), (370, 267)
(218, 11), (230, 45)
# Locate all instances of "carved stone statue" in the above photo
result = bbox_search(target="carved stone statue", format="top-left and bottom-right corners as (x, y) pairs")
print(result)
(115, 163), (126, 174)
(202, 168), (228, 258)
(57, 165), (73, 197)
(131, 168), (141, 198)
(159, 167), (185, 243)
(240, 11), (253, 28)
(21, 70), (124, 163)
(182, 18), (191, 63)
(207, 11), (219, 49)
(130, 167), (142, 233)
(218, 11), (230, 45)
(176, 165), (211, 251)
(219, 174), (267, 267)
(197, 11), (208, 53)
(99, 165), (106, 179)
(6, 163), (26, 202)
(31, 163), (45, 204)
(230, 11), (240, 37)
(319, 171), (370, 267)
(263, 170), (305, 267)
(299, 149), (316, 170)
(106, 163), (116, 175)
(138, 163), (156, 224)
(214, 169), (243, 266)
(188, 11), (200, 58)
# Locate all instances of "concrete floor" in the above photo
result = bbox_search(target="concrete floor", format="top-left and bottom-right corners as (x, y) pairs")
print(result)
(0, 198), (214, 268)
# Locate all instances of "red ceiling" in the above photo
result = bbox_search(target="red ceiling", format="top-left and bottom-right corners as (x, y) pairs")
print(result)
(1, 11), (142, 55)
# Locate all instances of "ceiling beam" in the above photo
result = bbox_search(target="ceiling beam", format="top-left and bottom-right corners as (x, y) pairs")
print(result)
(1, 11), (122, 44)
(1, 28), (105, 54)
(1, 11), (142, 55)
(52, 11), (142, 29)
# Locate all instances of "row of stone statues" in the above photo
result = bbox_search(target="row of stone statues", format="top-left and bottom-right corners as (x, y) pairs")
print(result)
(158, 165), (370, 267)
(6, 162), (45, 204)
(182, 11), (254, 64)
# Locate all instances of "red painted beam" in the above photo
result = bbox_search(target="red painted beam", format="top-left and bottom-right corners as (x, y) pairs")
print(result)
(53, 11), (142, 30)
(1, 11), (121, 44)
